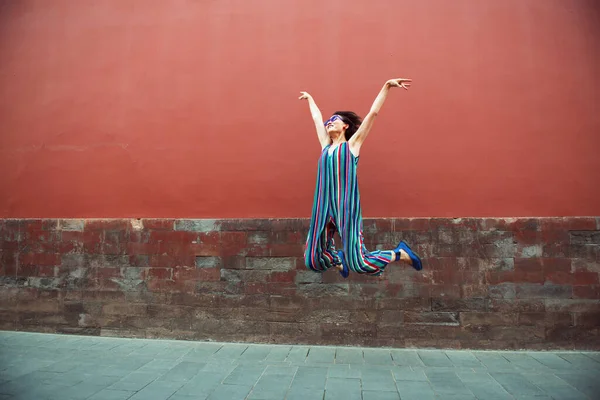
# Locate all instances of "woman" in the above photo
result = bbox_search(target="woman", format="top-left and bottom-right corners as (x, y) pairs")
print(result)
(300, 78), (423, 278)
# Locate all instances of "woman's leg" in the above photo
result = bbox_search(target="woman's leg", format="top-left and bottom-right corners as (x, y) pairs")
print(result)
(342, 229), (395, 275)
(305, 217), (342, 272)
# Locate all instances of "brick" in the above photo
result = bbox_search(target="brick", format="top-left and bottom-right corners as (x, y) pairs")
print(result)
(147, 268), (172, 280)
(321, 322), (377, 343)
(375, 297), (430, 311)
(541, 229), (570, 257)
(86, 219), (129, 231)
(518, 312), (573, 327)
(149, 230), (196, 244)
(431, 269), (464, 284)
(295, 270), (322, 284)
(18, 253), (61, 267)
(297, 283), (349, 297)
(1, 249), (18, 276)
(404, 312), (459, 325)
(196, 280), (242, 295)
(83, 230), (103, 254)
(394, 218), (431, 231)
(488, 283), (516, 299)
(460, 312), (517, 326)
(37, 265), (56, 277)
(245, 243), (270, 257)
(545, 299), (600, 313)
(265, 307), (300, 323)
(218, 218), (270, 231)
(127, 242), (161, 255)
(131, 229), (152, 245)
(423, 257), (462, 271)
(505, 218), (540, 232)
(461, 284), (488, 297)
(573, 285), (600, 299)
(246, 257), (295, 271)
(514, 258), (544, 283)
(570, 231), (600, 245)
(219, 231), (247, 256)
(541, 217), (597, 231)
(174, 219), (218, 232)
(247, 231), (269, 245)
(476, 258), (514, 272)
(16, 264), (38, 277)
(515, 235), (543, 259)
(574, 312), (600, 327)
(269, 322), (319, 338)
(261, 282), (297, 296)
(545, 326), (599, 343)
(514, 229), (542, 245)
(21, 219), (43, 232)
(103, 230), (128, 255)
(58, 219), (85, 232)
(483, 325), (545, 341)
(194, 256), (221, 269)
(221, 269), (269, 282)
(149, 254), (193, 268)
(172, 265), (199, 281)
(269, 243), (304, 257)
(544, 258), (573, 284)
(2, 220), (21, 242)
(480, 242), (516, 258)
(489, 299), (545, 313)
(431, 298), (489, 312)
(569, 244), (600, 260)
(430, 284), (461, 299)
(16, 298), (60, 314)
(129, 255), (150, 268)
(542, 257), (571, 272)
(222, 256), (246, 269)
(363, 218), (393, 234)
(268, 231), (295, 245)
(573, 271), (599, 285)
(87, 254), (131, 269)
(572, 258), (600, 273)
(140, 219), (175, 230)
(17, 312), (68, 327)
(96, 267), (120, 280)
(267, 270), (296, 283)
(516, 284), (572, 299)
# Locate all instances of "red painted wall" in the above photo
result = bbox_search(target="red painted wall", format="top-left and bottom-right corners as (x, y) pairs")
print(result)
(1, 0), (599, 218)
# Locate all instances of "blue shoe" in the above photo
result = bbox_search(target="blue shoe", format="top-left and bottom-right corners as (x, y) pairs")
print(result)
(394, 241), (423, 271)
(337, 250), (349, 278)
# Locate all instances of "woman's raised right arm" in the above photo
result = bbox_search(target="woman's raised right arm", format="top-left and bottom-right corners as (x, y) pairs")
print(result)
(299, 91), (330, 149)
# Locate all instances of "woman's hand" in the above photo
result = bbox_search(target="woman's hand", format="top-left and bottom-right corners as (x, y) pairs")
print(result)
(299, 91), (313, 100)
(386, 78), (412, 90)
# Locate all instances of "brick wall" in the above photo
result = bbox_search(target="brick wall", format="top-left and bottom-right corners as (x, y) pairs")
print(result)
(1, 218), (599, 349)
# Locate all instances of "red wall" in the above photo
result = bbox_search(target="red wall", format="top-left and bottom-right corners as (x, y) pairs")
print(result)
(1, 0), (599, 218)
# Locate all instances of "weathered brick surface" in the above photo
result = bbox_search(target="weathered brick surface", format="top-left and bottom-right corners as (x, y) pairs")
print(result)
(0, 217), (599, 349)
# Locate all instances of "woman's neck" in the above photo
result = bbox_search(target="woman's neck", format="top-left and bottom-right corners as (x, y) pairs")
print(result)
(330, 134), (346, 146)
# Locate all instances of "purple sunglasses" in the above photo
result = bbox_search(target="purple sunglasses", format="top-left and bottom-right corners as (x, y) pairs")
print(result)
(324, 115), (343, 126)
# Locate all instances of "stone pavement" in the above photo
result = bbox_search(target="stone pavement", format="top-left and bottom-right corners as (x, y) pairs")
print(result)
(0, 332), (599, 400)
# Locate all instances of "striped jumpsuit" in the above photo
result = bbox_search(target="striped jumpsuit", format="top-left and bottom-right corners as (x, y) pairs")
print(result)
(304, 142), (394, 275)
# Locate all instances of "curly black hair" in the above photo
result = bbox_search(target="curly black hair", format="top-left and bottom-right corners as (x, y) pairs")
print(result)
(333, 111), (363, 141)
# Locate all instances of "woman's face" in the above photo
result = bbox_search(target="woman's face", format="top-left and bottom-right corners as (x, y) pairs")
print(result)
(324, 115), (348, 134)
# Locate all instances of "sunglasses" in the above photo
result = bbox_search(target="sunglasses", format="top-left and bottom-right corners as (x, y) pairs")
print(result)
(324, 115), (343, 126)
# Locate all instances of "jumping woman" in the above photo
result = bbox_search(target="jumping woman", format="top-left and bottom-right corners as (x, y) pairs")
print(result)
(300, 78), (423, 278)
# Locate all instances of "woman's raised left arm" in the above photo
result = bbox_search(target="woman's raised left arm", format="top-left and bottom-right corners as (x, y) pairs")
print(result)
(349, 78), (411, 153)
